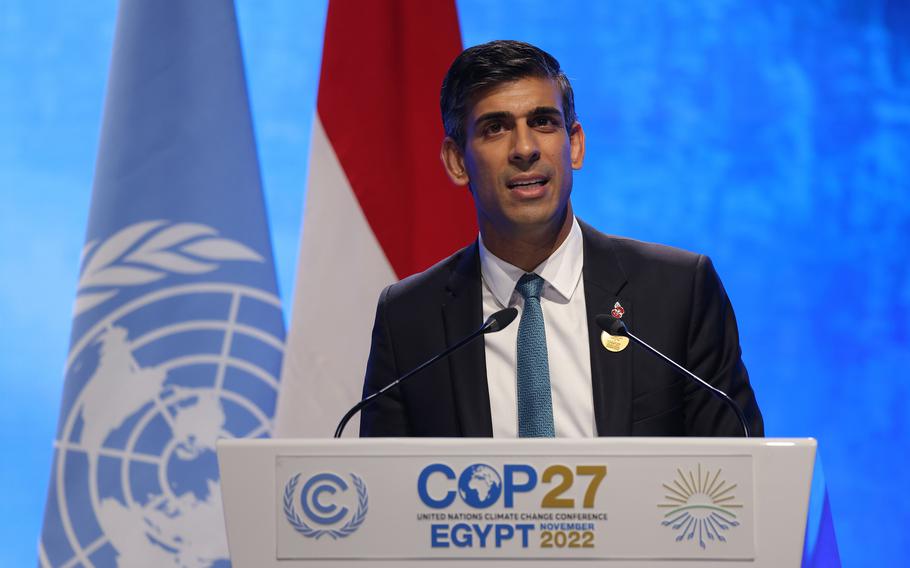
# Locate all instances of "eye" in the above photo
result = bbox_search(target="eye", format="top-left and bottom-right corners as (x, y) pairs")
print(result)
(531, 116), (559, 129)
(483, 122), (504, 136)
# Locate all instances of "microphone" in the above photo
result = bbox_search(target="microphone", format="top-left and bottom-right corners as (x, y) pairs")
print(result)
(594, 314), (751, 437)
(334, 307), (519, 438)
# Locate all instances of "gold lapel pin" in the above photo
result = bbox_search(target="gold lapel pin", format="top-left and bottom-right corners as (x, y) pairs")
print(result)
(601, 330), (629, 352)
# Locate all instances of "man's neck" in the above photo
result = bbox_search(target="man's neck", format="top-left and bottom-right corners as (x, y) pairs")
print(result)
(480, 209), (574, 272)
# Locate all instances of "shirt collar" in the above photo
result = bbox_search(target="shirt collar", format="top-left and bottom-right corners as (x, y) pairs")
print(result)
(479, 217), (584, 307)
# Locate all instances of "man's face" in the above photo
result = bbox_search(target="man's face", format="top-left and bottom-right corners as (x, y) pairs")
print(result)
(441, 76), (585, 241)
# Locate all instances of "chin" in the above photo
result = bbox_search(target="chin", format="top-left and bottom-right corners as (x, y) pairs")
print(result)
(505, 212), (561, 233)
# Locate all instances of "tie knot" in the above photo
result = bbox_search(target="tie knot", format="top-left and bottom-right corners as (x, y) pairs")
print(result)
(516, 273), (544, 300)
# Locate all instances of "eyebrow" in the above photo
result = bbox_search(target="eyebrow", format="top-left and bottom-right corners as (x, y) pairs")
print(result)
(474, 110), (512, 126)
(473, 106), (563, 127)
(528, 106), (562, 118)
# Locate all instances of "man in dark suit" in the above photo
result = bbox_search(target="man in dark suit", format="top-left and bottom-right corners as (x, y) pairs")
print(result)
(360, 40), (762, 438)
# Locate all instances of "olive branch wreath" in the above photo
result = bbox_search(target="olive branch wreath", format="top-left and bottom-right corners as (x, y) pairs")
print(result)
(74, 220), (263, 316)
(283, 473), (369, 539)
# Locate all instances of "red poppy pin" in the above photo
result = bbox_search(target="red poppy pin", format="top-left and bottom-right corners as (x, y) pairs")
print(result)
(611, 301), (625, 319)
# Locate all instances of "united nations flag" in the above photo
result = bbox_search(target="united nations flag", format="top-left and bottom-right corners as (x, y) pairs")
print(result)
(37, 1), (284, 566)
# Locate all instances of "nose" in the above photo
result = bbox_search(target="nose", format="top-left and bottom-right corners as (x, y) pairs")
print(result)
(509, 124), (540, 167)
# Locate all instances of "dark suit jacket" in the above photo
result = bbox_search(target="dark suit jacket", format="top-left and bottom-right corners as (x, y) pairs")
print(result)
(360, 220), (763, 437)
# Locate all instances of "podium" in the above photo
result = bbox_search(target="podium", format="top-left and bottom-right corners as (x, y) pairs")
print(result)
(217, 438), (816, 567)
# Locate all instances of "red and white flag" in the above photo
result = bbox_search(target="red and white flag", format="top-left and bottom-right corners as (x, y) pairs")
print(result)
(275, 0), (477, 436)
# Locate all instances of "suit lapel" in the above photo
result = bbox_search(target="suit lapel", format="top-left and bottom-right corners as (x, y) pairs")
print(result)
(442, 242), (493, 436)
(579, 221), (634, 435)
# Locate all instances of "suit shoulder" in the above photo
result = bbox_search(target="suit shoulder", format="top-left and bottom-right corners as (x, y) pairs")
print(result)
(607, 235), (703, 269)
(580, 220), (703, 272)
(381, 243), (477, 307)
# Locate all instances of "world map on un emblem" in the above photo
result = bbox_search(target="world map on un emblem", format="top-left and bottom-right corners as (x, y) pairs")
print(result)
(457, 464), (502, 508)
(42, 221), (284, 568)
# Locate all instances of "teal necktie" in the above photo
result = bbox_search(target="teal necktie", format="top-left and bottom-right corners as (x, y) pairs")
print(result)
(515, 273), (555, 437)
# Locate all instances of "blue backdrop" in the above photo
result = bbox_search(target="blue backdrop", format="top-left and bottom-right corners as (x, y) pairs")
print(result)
(1, 1), (907, 566)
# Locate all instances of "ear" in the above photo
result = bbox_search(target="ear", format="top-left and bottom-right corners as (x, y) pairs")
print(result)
(569, 121), (585, 170)
(440, 137), (470, 186)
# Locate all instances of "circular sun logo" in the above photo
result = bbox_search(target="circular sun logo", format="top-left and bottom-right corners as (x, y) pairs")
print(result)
(658, 464), (741, 549)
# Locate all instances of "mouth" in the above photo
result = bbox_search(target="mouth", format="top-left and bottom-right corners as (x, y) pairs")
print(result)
(506, 176), (550, 190)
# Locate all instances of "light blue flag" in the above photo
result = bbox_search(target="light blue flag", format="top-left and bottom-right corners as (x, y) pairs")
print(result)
(802, 452), (842, 568)
(38, 1), (284, 566)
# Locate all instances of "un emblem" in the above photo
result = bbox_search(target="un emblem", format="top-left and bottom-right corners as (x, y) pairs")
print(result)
(283, 472), (369, 539)
(43, 221), (284, 567)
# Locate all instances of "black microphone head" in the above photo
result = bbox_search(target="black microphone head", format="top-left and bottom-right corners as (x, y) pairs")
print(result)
(595, 314), (628, 336)
(484, 307), (518, 333)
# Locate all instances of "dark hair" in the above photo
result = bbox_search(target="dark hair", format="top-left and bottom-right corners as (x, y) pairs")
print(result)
(440, 40), (577, 148)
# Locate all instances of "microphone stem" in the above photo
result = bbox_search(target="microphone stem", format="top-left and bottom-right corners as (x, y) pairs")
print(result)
(624, 329), (751, 438)
(334, 321), (491, 438)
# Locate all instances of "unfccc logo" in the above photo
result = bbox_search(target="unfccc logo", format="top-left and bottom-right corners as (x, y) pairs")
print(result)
(283, 472), (368, 539)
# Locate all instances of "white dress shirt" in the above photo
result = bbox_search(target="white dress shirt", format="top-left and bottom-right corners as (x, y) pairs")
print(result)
(479, 217), (596, 438)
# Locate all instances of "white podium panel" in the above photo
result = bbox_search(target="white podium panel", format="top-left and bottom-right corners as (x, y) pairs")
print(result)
(217, 438), (815, 568)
